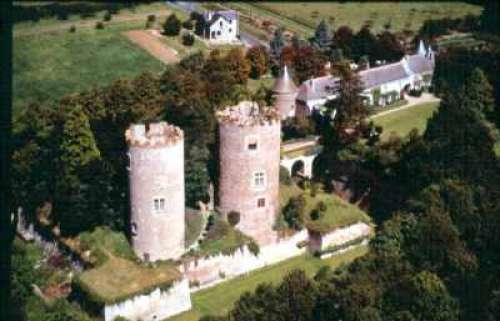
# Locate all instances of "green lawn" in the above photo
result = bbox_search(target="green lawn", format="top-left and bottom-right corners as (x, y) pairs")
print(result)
(13, 21), (164, 114)
(372, 102), (439, 140)
(279, 183), (371, 234)
(245, 2), (482, 34)
(168, 245), (369, 321)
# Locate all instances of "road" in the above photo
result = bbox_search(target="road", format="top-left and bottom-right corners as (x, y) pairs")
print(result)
(165, 1), (269, 49)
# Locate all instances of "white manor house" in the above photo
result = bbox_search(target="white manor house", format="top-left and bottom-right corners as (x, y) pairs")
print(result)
(274, 41), (436, 119)
(203, 10), (240, 44)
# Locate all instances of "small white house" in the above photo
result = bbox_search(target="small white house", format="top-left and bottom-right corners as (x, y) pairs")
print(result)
(203, 10), (239, 44)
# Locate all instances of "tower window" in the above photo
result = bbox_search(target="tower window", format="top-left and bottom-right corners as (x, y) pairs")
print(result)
(253, 171), (266, 188)
(245, 135), (259, 151)
(257, 198), (266, 208)
(153, 197), (166, 213)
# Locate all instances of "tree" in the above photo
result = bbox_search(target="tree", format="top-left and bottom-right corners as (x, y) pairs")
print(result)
(182, 32), (195, 46)
(185, 145), (210, 207)
(246, 46), (269, 79)
(401, 271), (459, 321)
(231, 283), (280, 321)
(292, 46), (325, 83)
(480, 0), (500, 35)
(351, 25), (377, 63)
(163, 14), (181, 36)
(283, 194), (306, 230)
(461, 68), (495, 117)
(375, 31), (405, 63)
(225, 48), (251, 84)
(276, 270), (318, 321)
(334, 25), (354, 58)
(56, 104), (102, 235)
(312, 19), (333, 50)
(269, 27), (285, 57)
(325, 62), (367, 129)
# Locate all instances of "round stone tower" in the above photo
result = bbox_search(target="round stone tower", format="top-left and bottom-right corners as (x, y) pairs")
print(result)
(272, 65), (298, 119)
(125, 122), (185, 262)
(217, 101), (281, 245)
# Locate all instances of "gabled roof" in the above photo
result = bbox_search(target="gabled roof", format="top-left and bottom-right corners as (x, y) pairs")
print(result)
(273, 66), (298, 94)
(406, 54), (434, 74)
(204, 10), (238, 26)
(359, 61), (409, 89)
(296, 75), (338, 103)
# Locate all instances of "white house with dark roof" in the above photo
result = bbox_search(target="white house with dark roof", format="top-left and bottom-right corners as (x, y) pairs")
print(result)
(295, 41), (435, 115)
(203, 10), (239, 44)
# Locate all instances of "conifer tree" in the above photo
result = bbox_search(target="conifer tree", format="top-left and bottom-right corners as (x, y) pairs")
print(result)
(312, 19), (333, 49)
(269, 27), (285, 57)
(461, 68), (495, 117)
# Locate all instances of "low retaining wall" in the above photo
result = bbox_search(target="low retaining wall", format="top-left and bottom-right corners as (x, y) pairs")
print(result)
(182, 222), (373, 291)
(104, 279), (192, 321)
(318, 222), (372, 251)
(182, 230), (309, 291)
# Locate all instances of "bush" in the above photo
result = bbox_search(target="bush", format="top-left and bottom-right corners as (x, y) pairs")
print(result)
(182, 32), (195, 46)
(280, 166), (292, 185)
(182, 19), (194, 30)
(248, 240), (260, 256)
(310, 182), (320, 197)
(113, 317), (130, 321)
(310, 209), (321, 221)
(103, 11), (112, 22)
(283, 195), (306, 230)
(227, 211), (240, 226)
(69, 25), (76, 33)
(95, 21), (104, 30)
(147, 14), (156, 23)
(163, 14), (181, 36)
(317, 201), (327, 212)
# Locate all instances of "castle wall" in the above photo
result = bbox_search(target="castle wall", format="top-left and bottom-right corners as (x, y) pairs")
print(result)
(182, 230), (309, 290)
(182, 222), (373, 290)
(218, 119), (281, 245)
(308, 222), (372, 253)
(128, 124), (185, 261)
(104, 279), (191, 321)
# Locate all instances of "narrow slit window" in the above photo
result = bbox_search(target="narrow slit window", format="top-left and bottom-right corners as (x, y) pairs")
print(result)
(153, 197), (166, 213)
(257, 198), (266, 208)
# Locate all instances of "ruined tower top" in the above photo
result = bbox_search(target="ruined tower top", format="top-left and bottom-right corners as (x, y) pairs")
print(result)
(216, 101), (280, 127)
(125, 122), (183, 147)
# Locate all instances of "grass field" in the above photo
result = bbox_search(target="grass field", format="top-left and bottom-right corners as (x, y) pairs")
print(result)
(13, 21), (164, 114)
(243, 2), (481, 34)
(167, 245), (369, 321)
(372, 102), (439, 140)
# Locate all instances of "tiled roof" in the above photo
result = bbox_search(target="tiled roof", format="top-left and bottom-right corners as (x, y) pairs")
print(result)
(297, 54), (434, 104)
(407, 54), (434, 74)
(359, 61), (409, 88)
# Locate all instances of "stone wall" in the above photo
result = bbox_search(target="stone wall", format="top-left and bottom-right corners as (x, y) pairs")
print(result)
(183, 222), (372, 290)
(127, 123), (185, 262)
(104, 279), (192, 321)
(308, 222), (373, 253)
(182, 230), (309, 290)
(218, 102), (281, 245)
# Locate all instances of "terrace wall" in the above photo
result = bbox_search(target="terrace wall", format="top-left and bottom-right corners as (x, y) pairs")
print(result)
(104, 279), (192, 321)
(182, 222), (372, 290)
(182, 230), (309, 290)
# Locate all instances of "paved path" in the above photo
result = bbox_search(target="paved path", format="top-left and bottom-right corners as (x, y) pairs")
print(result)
(124, 29), (179, 65)
(369, 93), (440, 120)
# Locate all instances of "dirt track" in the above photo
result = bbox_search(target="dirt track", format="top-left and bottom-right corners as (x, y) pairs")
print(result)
(124, 30), (179, 65)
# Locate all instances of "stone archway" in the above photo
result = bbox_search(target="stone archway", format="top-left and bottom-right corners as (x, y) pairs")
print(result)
(291, 160), (305, 177)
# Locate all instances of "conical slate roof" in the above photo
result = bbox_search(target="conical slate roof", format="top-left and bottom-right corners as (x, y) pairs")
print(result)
(273, 65), (298, 94)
